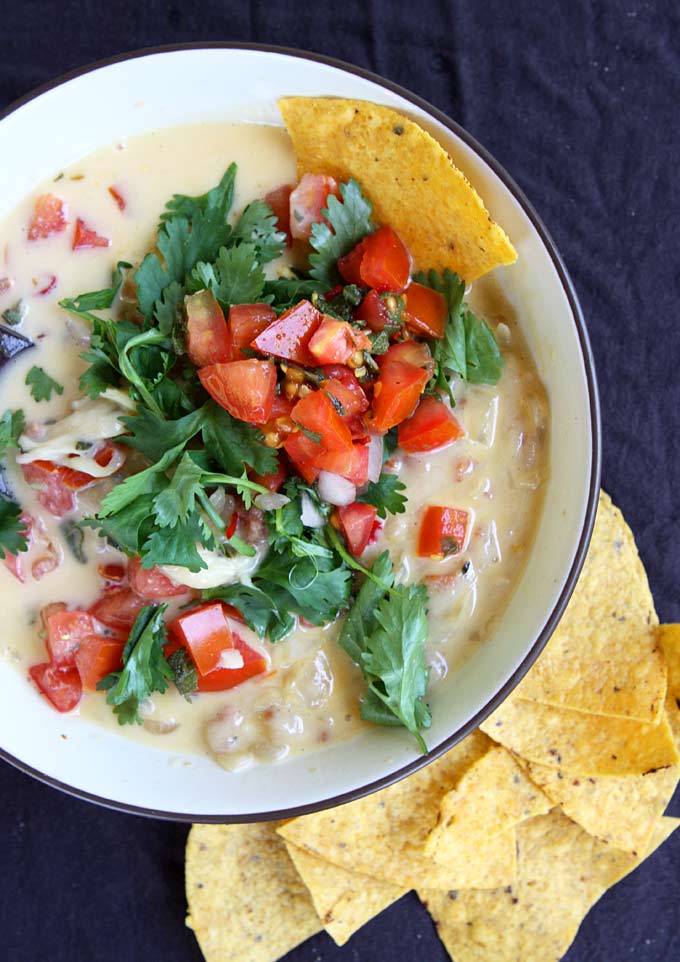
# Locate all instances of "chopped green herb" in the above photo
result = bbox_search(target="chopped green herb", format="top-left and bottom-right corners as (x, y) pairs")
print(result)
(61, 520), (87, 563)
(25, 366), (63, 403)
(168, 647), (198, 699)
(0, 496), (29, 559)
(358, 472), (407, 518)
(2, 300), (26, 326)
(309, 180), (374, 285)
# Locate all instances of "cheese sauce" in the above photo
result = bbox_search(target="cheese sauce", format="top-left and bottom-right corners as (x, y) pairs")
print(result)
(0, 122), (549, 770)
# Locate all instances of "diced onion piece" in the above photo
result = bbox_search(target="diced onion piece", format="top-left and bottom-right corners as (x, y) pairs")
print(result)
(300, 491), (325, 528)
(253, 492), (290, 511)
(367, 434), (384, 483)
(218, 649), (245, 670)
(317, 471), (356, 506)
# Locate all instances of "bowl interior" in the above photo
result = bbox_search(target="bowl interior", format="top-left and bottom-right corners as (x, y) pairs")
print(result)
(0, 47), (597, 818)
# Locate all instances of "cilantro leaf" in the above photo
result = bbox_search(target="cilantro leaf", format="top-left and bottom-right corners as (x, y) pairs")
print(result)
(309, 180), (374, 285)
(206, 583), (295, 642)
(152, 452), (204, 527)
(231, 200), (286, 264)
(141, 515), (212, 572)
(415, 269), (503, 399)
(98, 442), (186, 518)
(190, 243), (266, 307)
(358, 472), (407, 519)
(2, 300), (26, 327)
(201, 402), (277, 477)
(263, 276), (328, 311)
(59, 261), (131, 324)
(161, 165), (237, 235)
(338, 551), (431, 751)
(25, 366), (63, 402)
(97, 605), (173, 725)
(0, 409), (25, 459)
(82, 492), (159, 554)
(119, 406), (205, 463)
(0, 496), (29, 559)
(167, 647), (198, 699)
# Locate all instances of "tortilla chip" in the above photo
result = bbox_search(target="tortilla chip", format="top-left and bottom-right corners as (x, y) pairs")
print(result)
(185, 823), (321, 962)
(480, 695), (679, 775)
(279, 96), (516, 280)
(515, 491), (666, 722)
(285, 842), (406, 946)
(424, 745), (551, 865)
(278, 731), (516, 890)
(660, 624), (680, 694)
(419, 813), (679, 962)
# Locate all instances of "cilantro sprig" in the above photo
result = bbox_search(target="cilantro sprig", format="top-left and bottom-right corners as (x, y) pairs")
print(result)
(25, 366), (63, 403)
(97, 605), (173, 724)
(309, 179), (374, 285)
(0, 496), (29, 560)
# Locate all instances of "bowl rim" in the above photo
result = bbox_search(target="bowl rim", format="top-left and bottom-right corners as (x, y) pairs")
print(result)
(0, 41), (601, 822)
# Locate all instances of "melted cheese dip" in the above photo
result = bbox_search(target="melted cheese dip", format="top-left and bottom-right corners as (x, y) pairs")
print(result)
(0, 122), (549, 771)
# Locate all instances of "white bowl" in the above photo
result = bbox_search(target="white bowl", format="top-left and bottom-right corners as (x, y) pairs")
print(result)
(0, 45), (600, 820)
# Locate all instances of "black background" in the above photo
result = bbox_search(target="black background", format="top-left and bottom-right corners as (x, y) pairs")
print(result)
(1, 2), (679, 960)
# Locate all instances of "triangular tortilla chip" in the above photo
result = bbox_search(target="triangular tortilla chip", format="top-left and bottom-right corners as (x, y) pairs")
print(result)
(279, 96), (516, 280)
(424, 745), (551, 865)
(514, 491), (666, 722)
(185, 823), (321, 962)
(285, 842), (406, 945)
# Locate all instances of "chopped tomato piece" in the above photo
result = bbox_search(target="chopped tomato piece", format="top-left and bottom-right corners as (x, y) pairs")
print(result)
(27, 194), (67, 240)
(195, 634), (268, 691)
(46, 610), (94, 666)
(370, 361), (429, 433)
(199, 360), (276, 424)
(168, 602), (234, 677)
(251, 300), (322, 366)
(75, 635), (125, 691)
(108, 185), (126, 211)
(21, 461), (76, 517)
(356, 289), (394, 332)
(320, 366), (369, 414)
(250, 456), (287, 492)
(98, 562), (127, 584)
(185, 289), (230, 367)
(29, 662), (82, 712)
(264, 184), (294, 245)
(72, 217), (110, 250)
(341, 442), (370, 486)
(322, 378), (368, 420)
(308, 317), (371, 366)
(384, 339), (435, 375)
(292, 390), (353, 455)
(89, 588), (145, 634)
(398, 396), (465, 453)
(283, 431), (321, 483)
(228, 303), (276, 360)
(404, 283), (447, 339)
(417, 506), (470, 558)
(289, 174), (340, 240)
(345, 414), (370, 442)
(3, 512), (33, 582)
(260, 394), (295, 446)
(339, 226), (412, 292)
(338, 502), (378, 556)
(128, 556), (188, 600)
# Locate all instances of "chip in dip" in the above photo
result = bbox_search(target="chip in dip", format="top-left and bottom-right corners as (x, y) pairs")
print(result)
(0, 99), (548, 769)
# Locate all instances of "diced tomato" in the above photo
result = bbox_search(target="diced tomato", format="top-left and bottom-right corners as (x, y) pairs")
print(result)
(168, 602), (234, 677)
(308, 316), (371, 366)
(345, 415), (370, 442)
(338, 502), (378, 556)
(370, 361), (430, 433)
(251, 300), (322, 366)
(384, 339), (435, 375)
(72, 217), (110, 250)
(398, 396), (465, 453)
(89, 588), (145, 634)
(264, 184), (294, 245)
(185, 289), (230, 367)
(46, 610), (94, 666)
(128, 555), (188, 600)
(320, 366), (369, 414)
(228, 303), (276, 360)
(199, 359), (276, 425)
(404, 283), (447, 339)
(108, 185), (126, 211)
(250, 456), (287, 492)
(356, 289), (394, 332)
(75, 635), (125, 691)
(283, 431), (321, 483)
(21, 461), (76, 517)
(341, 442), (370, 486)
(29, 662), (82, 712)
(289, 174), (340, 241)
(339, 226), (412, 292)
(27, 194), (67, 240)
(260, 394), (295, 445)
(195, 634), (268, 691)
(292, 390), (353, 457)
(322, 378), (368, 420)
(417, 506), (470, 558)
(98, 562), (127, 584)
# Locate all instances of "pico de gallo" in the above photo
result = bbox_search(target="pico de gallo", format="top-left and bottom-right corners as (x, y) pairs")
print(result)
(0, 121), (548, 768)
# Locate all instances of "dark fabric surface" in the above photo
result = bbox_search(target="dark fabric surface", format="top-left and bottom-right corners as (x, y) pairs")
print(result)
(0, 1), (679, 960)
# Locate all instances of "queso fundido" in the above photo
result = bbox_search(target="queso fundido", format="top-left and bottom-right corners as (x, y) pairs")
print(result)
(0, 100), (549, 771)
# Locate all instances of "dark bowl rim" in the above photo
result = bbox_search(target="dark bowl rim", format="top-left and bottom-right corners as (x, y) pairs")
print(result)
(0, 41), (601, 822)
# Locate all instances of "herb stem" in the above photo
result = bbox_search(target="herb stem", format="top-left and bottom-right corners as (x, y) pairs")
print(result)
(326, 524), (393, 593)
(118, 330), (171, 418)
